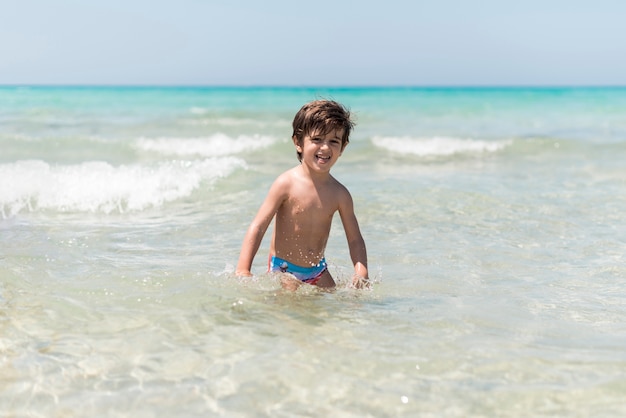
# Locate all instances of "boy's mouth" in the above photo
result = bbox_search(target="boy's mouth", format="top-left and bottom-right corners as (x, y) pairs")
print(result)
(316, 154), (331, 162)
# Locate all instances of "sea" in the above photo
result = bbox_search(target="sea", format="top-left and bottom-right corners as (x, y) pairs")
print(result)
(1, 86), (625, 417)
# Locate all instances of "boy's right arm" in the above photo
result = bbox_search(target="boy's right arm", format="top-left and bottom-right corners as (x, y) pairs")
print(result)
(235, 176), (288, 276)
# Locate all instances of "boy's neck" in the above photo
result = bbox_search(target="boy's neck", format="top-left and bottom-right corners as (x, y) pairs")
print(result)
(297, 163), (333, 183)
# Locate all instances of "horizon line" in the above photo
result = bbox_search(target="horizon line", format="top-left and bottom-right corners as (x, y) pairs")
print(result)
(1, 83), (625, 89)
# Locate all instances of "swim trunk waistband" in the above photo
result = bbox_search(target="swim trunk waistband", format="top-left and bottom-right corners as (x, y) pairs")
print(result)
(268, 255), (327, 285)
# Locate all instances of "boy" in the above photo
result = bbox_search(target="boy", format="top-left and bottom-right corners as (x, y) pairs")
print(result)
(236, 100), (369, 289)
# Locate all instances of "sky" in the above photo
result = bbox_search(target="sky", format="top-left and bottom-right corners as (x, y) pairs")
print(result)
(2, 0), (625, 86)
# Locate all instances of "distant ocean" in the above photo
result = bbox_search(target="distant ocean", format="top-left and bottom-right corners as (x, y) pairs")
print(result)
(1, 86), (625, 416)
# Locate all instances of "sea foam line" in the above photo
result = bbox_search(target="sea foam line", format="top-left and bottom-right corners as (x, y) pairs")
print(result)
(372, 136), (512, 157)
(135, 133), (276, 157)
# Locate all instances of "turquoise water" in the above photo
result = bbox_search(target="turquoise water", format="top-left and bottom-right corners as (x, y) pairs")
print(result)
(1, 86), (625, 416)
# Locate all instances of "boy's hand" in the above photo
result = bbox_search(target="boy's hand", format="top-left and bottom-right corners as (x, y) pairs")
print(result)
(236, 269), (253, 277)
(352, 275), (370, 289)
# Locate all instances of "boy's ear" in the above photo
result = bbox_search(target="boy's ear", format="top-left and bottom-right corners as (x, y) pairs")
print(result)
(292, 136), (302, 152)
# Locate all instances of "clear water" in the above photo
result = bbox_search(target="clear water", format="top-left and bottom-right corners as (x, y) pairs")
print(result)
(1, 86), (625, 416)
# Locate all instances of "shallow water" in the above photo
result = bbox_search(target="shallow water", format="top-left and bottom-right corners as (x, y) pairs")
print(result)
(1, 86), (625, 416)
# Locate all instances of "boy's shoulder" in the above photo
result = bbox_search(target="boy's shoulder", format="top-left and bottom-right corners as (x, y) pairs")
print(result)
(267, 169), (291, 194)
(269, 167), (301, 195)
(273, 167), (298, 185)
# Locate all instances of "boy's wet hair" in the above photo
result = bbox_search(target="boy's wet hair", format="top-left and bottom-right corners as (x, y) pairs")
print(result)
(292, 100), (355, 162)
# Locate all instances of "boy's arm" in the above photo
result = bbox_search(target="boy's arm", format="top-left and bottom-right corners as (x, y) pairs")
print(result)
(236, 176), (288, 276)
(338, 189), (369, 288)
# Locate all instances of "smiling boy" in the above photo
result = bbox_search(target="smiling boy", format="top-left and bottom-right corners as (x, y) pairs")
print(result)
(236, 100), (369, 289)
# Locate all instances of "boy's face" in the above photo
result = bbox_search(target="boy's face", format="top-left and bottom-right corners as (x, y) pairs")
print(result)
(294, 128), (345, 172)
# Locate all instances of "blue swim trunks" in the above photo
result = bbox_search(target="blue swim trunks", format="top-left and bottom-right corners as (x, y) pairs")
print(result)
(268, 255), (328, 285)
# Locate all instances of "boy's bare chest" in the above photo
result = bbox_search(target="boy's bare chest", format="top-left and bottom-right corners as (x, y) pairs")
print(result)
(285, 189), (338, 217)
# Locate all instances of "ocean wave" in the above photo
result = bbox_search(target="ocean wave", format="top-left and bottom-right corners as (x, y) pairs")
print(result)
(187, 109), (289, 127)
(0, 158), (245, 216)
(134, 134), (276, 157)
(371, 136), (512, 157)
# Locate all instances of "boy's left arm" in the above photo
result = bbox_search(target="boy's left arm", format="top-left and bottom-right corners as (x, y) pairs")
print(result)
(339, 191), (369, 288)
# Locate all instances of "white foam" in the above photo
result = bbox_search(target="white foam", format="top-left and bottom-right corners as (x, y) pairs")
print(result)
(135, 133), (275, 157)
(371, 136), (512, 157)
(0, 158), (246, 216)
(189, 107), (209, 115)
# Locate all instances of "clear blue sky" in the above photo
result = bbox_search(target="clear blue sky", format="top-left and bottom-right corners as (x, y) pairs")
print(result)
(2, 0), (625, 86)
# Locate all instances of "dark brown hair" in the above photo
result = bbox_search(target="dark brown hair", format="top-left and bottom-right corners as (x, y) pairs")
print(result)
(292, 100), (355, 162)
